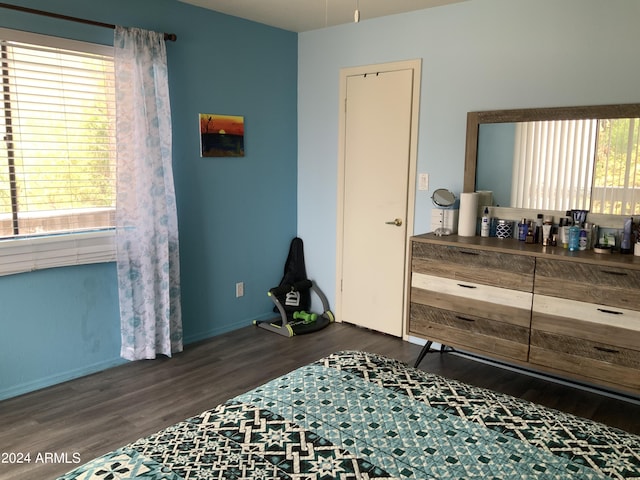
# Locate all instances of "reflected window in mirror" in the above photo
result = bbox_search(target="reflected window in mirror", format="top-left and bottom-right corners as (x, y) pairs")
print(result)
(477, 117), (640, 215)
(594, 118), (640, 215)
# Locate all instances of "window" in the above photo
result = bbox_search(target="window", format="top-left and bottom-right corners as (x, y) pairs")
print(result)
(1, 28), (116, 237)
(511, 117), (640, 215)
(0, 28), (116, 275)
(592, 118), (640, 215)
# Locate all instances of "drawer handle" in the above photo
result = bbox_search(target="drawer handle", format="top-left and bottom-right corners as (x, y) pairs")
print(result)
(459, 250), (480, 256)
(597, 308), (623, 315)
(601, 270), (628, 276)
(455, 315), (475, 323)
(457, 284), (477, 289)
(594, 346), (620, 354)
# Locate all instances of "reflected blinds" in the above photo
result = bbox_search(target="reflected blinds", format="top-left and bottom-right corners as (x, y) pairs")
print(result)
(511, 119), (597, 212)
(511, 118), (640, 215)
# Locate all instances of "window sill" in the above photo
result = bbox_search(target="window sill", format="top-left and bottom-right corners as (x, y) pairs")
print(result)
(0, 230), (116, 276)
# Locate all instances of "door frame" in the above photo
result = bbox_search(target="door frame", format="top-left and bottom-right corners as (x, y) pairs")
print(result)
(335, 59), (422, 340)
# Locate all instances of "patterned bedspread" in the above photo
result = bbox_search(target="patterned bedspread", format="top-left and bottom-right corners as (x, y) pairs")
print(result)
(57, 351), (640, 479)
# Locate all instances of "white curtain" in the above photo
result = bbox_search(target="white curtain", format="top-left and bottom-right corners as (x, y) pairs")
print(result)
(511, 119), (597, 211)
(114, 27), (183, 360)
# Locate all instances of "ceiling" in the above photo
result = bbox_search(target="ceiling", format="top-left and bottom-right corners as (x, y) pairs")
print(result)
(177, 0), (467, 32)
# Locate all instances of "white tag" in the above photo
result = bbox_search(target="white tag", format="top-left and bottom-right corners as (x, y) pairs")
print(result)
(285, 291), (301, 307)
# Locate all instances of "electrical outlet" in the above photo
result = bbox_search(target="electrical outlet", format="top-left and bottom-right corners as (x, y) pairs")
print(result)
(235, 282), (244, 298)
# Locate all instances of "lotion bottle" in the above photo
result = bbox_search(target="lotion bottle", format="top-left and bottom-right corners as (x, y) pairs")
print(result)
(560, 211), (572, 248)
(542, 215), (553, 246)
(480, 207), (490, 237)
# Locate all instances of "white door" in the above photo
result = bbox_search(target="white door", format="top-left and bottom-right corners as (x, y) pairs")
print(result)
(338, 63), (419, 336)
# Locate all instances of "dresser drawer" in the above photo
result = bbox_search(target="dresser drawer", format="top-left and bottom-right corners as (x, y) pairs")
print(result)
(532, 295), (640, 349)
(534, 258), (640, 310)
(411, 242), (534, 292)
(531, 295), (640, 391)
(411, 273), (532, 328)
(529, 330), (640, 392)
(409, 303), (530, 361)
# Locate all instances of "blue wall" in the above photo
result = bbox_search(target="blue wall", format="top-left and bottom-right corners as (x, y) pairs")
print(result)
(0, 0), (298, 400)
(297, 0), (640, 313)
(0, 264), (121, 399)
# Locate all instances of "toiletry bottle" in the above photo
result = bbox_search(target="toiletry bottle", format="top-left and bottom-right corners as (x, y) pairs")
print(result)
(480, 207), (490, 237)
(525, 221), (535, 244)
(561, 211), (572, 248)
(558, 218), (567, 247)
(568, 221), (580, 251)
(534, 214), (543, 243)
(583, 222), (592, 249)
(518, 217), (528, 241)
(542, 215), (553, 246)
(621, 217), (633, 254)
(579, 228), (587, 251)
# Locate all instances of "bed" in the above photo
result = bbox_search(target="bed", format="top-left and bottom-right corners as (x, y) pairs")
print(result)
(57, 350), (639, 479)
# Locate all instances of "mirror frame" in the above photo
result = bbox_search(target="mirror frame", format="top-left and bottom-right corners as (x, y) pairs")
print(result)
(463, 103), (640, 194)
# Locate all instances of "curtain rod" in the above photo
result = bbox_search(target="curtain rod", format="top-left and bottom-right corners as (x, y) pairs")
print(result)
(0, 2), (177, 41)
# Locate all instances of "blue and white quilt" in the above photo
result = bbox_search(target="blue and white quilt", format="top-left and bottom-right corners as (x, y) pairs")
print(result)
(57, 351), (640, 479)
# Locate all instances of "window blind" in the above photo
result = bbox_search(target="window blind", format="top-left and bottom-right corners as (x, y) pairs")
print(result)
(1, 28), (116, 238)
(0, 229), (115, 276)
(511, 119), (597, 211)
(511, 118), (640, 215)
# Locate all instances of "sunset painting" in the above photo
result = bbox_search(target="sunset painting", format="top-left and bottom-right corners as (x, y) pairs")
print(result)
(199, 113), (245, 157)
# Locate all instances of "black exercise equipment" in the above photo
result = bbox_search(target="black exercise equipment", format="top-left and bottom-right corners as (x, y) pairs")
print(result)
(254, 238), (334, 337)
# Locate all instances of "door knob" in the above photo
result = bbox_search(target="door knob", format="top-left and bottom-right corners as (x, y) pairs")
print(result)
(385, 218), (403, 226)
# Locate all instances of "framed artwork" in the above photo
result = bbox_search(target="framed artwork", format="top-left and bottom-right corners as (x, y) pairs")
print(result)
(199, 113), (245, 157)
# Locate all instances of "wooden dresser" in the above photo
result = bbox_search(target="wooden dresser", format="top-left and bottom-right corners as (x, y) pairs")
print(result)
(409, 233), (640, 396)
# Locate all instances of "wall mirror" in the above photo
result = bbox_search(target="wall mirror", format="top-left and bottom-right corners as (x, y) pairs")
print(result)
(464, 103), (640, 216)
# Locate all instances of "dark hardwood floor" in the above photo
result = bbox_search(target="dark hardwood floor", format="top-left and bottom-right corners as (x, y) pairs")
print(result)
(1, 322), (639, 480)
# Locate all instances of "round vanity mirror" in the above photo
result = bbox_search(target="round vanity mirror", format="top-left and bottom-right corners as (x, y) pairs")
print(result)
(432, 188), (456, 208)
(431, 188), (456, 236)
